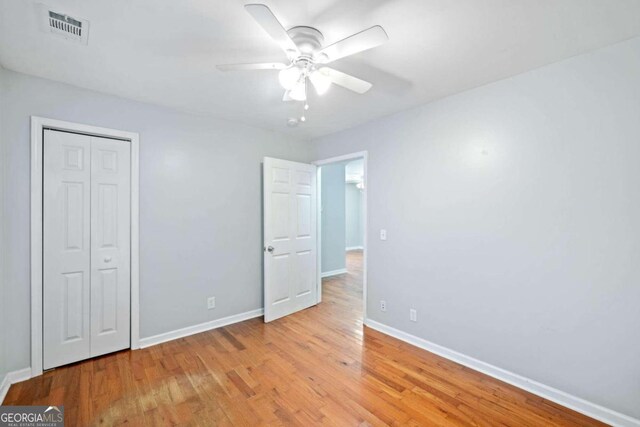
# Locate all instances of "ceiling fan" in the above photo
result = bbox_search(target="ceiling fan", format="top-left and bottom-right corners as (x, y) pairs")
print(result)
(217, 3), (389, 104)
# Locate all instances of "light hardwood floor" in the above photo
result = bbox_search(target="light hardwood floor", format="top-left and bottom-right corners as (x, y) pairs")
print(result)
(4, 250), (604, 426)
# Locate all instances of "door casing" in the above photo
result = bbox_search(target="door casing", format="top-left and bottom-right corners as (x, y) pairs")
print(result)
(30, 116), (140, 377)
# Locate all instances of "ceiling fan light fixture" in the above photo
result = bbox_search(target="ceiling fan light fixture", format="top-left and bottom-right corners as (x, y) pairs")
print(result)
(278, 65), (302, 90)
(219, 4), (388, 115)
(289, 79), (307, 101)
(309, 68), (331, 95)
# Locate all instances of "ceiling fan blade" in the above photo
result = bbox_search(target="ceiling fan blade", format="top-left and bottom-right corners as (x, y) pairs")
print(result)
(245, 4), (299, 56)
(325, 68), (373, 94)
(318, 25), (388, 63)
(216, 63), (287, 71)
(282, 90), (294, 101)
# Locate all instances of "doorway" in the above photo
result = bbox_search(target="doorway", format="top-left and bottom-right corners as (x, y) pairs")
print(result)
(314, 152), (368, 321)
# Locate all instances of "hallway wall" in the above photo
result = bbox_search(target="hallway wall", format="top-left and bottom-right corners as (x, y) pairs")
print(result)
(320, 163), (346, 274)
(345, 183), (364, 249)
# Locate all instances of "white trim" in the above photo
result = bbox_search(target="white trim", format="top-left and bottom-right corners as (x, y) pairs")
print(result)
(364, 318), (640, 427)
(313, 151), (368, 166)
(316, 168), (322, 303)
(321, 268), (348, 278)
(130, 129), (140, 349)
(30, 117), (141, 377)
(313, 151), (368, 319)
(139, 308), (264, 349)
(0, 367), (32, 404)
(346, 246), (364, 251)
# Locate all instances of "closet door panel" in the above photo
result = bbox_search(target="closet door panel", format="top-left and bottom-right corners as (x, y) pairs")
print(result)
(43, 130), (92, 369)
(90, 137), (131, 356)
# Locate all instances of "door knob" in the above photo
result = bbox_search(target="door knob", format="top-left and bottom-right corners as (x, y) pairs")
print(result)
(265, 246), (274, 253)
(104, 257), (112, 263)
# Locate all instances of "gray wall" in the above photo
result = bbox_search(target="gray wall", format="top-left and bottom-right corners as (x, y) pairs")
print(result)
(0, 69), (311, 372)
(311, 37), (640, 419)
(345, 183), (364, 249)
(0, 66), (7, 386)
(320, 163), (346, 273)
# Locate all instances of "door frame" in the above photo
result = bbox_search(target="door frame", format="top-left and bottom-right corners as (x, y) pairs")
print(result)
(313, 151), (368, 319)
(30, 116), (140, 377)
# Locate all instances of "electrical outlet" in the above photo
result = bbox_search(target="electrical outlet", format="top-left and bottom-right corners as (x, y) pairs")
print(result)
(380, 300), (387, 312)
(207, 297), (216, 310)
(410, 309), (417, 322)
(380, 229), (387, 240)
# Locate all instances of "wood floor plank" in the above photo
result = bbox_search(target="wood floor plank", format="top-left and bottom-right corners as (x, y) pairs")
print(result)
(3, 251), (606, 426)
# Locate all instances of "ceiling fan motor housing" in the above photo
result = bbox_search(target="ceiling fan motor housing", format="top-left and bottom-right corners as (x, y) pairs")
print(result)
(287, 26), (324, 58)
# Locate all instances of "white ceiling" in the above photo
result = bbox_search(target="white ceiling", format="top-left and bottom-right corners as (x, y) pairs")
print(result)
(2, 0), (640, 139)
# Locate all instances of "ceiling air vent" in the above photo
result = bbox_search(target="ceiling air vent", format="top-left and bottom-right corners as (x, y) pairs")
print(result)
(40, 7), (89, 44)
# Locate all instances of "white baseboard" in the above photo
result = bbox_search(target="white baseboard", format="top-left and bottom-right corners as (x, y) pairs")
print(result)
(321, 268), (348, 278)
(139, 308), (264, 349)
(346, 246), (363, 251)
(1, 367), (32, 404)
(364, 318), (640, 427)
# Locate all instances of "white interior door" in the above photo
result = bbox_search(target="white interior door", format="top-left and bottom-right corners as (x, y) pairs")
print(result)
(263, 157), (317, 322)
(44, 130), (131, 369)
